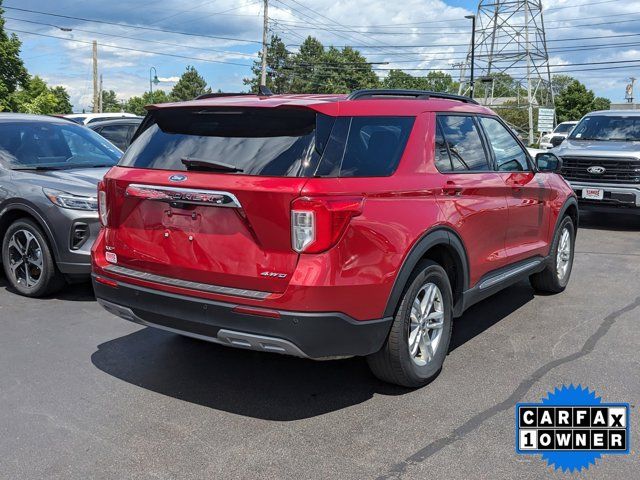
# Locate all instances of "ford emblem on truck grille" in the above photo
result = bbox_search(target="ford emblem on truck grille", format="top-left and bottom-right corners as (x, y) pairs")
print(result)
(169, 174), (187, 182)
(587, 166), (606, 175)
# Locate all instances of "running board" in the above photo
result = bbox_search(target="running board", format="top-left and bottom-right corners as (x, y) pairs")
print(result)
(477, 259), (542, 290)
(456, 257), (547, 317)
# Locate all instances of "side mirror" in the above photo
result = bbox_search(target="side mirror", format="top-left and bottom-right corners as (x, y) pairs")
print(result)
(536, 152), (562, 172)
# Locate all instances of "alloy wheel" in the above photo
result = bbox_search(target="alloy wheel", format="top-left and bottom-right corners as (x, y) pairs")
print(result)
(408, 283), (445, 366)
(556, 227), (571, 281)
(7, 229), (44, 289)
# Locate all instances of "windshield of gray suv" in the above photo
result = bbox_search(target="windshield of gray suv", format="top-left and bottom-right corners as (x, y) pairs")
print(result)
(568, 115), (640, 141)
(0, 121), (121, 170)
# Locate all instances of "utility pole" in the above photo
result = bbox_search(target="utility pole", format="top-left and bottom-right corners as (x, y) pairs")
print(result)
(92, 40), (99, 113)
(99, 74), (103, 113)
(465, 15), (476, 99)
(260, 0), (268, 87)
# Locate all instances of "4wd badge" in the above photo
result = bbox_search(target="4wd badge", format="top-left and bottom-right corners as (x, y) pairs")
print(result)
(260, 271), (287, 279)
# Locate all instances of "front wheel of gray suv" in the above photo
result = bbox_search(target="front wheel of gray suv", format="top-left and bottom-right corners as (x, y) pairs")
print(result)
(2, 219), (65, 297)
(367, 260), (453, 388)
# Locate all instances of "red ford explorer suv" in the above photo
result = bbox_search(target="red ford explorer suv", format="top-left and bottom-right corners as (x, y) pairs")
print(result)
(92, 89), (577, 387)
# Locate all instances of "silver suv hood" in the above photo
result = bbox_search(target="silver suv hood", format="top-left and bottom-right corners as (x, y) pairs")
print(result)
(553, 139), (640, 159)
(11, 167), (109, 197)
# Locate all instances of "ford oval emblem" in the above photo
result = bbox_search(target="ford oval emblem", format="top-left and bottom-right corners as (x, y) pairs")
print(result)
(169, 174), (187, 182)
(587, 166), (606, 175)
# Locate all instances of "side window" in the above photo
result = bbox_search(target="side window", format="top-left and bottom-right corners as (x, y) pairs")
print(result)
(98, 125), (130, 150)
(438, 115), (490, 171)
(340, 116), (414, 177)
(479, 117), (530, 172)
(315, 116), (415, 177)
(434, 119), (453, 171)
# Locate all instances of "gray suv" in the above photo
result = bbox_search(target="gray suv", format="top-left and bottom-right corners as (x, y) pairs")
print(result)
(0, 113), (121, 296)
(554, 110), (640, 214)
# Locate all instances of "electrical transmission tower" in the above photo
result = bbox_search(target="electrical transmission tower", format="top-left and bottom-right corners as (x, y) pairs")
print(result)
(460, 1), (554, 144)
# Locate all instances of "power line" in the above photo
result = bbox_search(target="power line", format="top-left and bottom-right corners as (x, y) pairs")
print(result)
(5, 17), (257, 58)
(545, 0), (622, 11)
(6, 28), (253, 67)
(2, 6), (263, 44)
(289, 31), (640, 49)
(273, 15), (640, 35)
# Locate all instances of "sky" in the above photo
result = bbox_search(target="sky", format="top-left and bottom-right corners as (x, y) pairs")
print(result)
(4, 0), (640, 112)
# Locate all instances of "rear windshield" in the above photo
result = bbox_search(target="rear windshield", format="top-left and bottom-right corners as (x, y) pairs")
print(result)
(119, 108), (414, 177)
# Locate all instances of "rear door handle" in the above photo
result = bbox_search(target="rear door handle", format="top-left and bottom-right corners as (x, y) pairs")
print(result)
(442, 181), (462, 196)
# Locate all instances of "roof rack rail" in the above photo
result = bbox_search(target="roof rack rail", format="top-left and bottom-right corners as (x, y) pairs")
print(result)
(347, 89), (479, 105)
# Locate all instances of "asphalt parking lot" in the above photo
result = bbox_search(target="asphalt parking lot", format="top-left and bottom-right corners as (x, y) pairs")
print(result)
(1, 212), (639, 479)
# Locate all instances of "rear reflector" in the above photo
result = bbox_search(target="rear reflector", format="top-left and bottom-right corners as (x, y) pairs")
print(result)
(95, 276), (118, 288)
(232, 306), (281, 319)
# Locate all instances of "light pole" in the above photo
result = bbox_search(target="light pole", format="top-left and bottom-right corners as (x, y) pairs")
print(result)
(465, 14), (476, 99)
(149, 67), (159, 102)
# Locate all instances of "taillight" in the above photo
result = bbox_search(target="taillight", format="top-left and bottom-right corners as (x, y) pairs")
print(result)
(98, 181), (108, 227)
(291, 196), (363, 253)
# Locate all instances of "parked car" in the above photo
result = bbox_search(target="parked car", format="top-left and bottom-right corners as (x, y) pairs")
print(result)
(554, 110), (640, 215)
(64, 113), (139, 125)
(92, 89), (577, 387)
(0, 113), (121, 296)
(88, 117), (143, 151)
(539, 121), (578, 149)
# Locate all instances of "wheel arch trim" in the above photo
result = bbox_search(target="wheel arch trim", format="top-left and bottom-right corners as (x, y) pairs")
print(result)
(0, 201), (60, 262)
(550, 196), (579, 255)
(383, 226), (470, 319)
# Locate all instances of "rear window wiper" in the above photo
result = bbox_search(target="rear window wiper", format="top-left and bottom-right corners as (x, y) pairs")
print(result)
(181, 157), (243, 172)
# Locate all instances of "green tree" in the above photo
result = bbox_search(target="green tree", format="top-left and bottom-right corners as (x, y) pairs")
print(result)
(125, 90), (170, 116)
(424, 71), (458, 93)
(383, 69), (428, 89)
(0, 0), (29, 110)
(591, 96), (611, 112)
(383, 70), (458, 93)
(170, 66), (210, 101)
(244, 35), (379, 94)
(551, 74), (575, 97)
(10, 76), (72, 114)
(555, 80), (610, 122)
(50, 85), (72, 114)
(244, 34), (292, 93)
(100, 89), (121, 113)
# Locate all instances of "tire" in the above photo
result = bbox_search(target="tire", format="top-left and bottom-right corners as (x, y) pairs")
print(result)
(529, 216), (575, 294)
(1, 219), (65, 297)
(367, 260), (453, 388)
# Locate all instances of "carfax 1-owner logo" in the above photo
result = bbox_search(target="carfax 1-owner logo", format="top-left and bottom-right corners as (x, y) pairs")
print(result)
(515, 385), (630, 473)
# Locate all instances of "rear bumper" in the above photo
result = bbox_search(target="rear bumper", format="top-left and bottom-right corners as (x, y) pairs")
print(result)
(93, 276), (393, 359)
